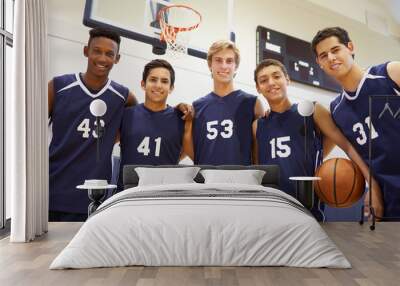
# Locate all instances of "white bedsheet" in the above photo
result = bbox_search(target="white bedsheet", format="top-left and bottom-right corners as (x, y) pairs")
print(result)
(50, 183), (351, 269)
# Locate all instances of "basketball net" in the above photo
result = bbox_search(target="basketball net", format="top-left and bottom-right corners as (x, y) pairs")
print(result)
(158, 4), (201, 57)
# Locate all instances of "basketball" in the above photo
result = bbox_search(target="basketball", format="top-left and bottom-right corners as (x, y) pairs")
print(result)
(314, 158), (365, 207)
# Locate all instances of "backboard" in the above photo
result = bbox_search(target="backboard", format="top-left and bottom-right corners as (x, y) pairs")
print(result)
(83, 0), (235, 59)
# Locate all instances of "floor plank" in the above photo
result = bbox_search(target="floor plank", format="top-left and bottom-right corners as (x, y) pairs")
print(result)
(0, 222), (399, 286)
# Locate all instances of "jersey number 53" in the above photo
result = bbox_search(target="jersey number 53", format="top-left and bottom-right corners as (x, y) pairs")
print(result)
(206, 120), (233, 140)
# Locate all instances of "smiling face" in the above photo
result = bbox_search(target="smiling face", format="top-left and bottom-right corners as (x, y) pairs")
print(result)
(142, 67), (173, 106)
(209, 48), (237, 84)
(256, 65), (289, 104)
(315, 36), (355, 80)
(84, 36), (120, 78)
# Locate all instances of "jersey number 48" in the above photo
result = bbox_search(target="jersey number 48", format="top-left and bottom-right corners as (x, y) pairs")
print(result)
(77, 118), (105, 138)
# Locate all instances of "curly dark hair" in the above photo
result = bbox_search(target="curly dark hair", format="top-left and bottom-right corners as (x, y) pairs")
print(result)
(88, 27), (121, 48)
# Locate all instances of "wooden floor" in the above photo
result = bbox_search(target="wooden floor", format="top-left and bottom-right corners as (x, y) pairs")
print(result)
(0, 222), (399, 286)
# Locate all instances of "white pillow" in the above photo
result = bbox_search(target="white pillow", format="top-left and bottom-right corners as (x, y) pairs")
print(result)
(200, 169), (266, 185)
(135, 167), (201, 186)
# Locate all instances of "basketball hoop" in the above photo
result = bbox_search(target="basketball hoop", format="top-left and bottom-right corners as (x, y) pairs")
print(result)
(158, 4), (202, 56)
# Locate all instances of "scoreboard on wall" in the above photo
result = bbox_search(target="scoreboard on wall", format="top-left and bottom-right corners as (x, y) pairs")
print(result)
(256, 26), (341, 92)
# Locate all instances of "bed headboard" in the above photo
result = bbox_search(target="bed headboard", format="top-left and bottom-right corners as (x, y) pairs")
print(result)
(123, 165), (280, 189)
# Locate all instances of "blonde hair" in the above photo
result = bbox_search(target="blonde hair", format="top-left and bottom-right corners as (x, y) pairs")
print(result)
(207, 40), (240, 68)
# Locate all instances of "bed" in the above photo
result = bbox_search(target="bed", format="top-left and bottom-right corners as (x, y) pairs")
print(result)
(50, 165), (350, 269)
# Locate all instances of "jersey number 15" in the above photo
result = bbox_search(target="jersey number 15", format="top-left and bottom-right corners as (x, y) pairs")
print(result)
(270, 136), (291, 159)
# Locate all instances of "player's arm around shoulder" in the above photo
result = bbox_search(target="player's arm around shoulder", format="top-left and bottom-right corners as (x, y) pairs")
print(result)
(313, 103), (367, 159)
(125, 91), (138, 107)
(254, 98), (265, 119)
(321, 137), (336, 158)
(252, 120), (259, 164)
(175, 102), (194, 121)
(114, 131), (121, 144)
(387, 61), (400, 87)
(48, 79), (55, 118)
(181, 119), (194, 161)
(313, 103), (348, 149)
(313, 103), (384, 218)
(313, 103), (343, 157)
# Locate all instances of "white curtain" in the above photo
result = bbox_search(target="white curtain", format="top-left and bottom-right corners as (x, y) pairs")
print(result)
(7, 0), (48, 242)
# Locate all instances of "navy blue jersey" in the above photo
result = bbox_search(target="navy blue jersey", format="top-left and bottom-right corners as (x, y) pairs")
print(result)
(118, 104), (184, 190)
(193, 90), (257, 165)
(120, 104), (184, 165)
(330, 62), (400, 218)
(49, 73), (129, 214)
(256, 104), (323, 197)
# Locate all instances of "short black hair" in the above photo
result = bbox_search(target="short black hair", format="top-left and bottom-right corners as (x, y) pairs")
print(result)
(142, 59), (175, 87)
(254, 59), (289, 83)
(88, 27), (121, 48)
(311, 26), (351, 56)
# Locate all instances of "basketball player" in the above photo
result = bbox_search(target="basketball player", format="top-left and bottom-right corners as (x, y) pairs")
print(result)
(192, 40), (264, 165)
(253, 59), (382, 219)
(118, 59), (192, 188)
(312, 27), (400, 220)
(48, 28), (138, 221)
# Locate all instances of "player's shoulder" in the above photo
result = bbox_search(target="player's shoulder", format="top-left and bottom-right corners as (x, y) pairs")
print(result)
(291, 103), (308, 118)
(167, 105), (183, 117)
(235, 89), (257, 100)
(52, 73), (79, 93)
(329, 93), (344, 114)
(110, 79), (129, 91)
(330, 93), (342, 106)
(255, 114), (273, 134)
(154, 105), (184, 122)
(53, 73), (77, 85)
(153, 105), (181, 117)
(386, 61), (400, 87)
(193, 92), (214, 106)
(110, 80), (130, 97)
(368, 62), (390, 77)
(122, 102), (138, 116)
(125, 103), (143, 114)
(290, 103), (299, 112)
(167, 106), (185, 127)
(257, 115), (268, 125)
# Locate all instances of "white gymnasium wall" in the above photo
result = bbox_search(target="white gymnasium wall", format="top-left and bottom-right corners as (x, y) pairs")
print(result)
(47, 0), (400, 159)
(306, 0), (400, 37)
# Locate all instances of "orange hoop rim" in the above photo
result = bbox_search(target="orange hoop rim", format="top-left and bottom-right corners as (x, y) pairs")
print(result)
(157, 4), (202, 42)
